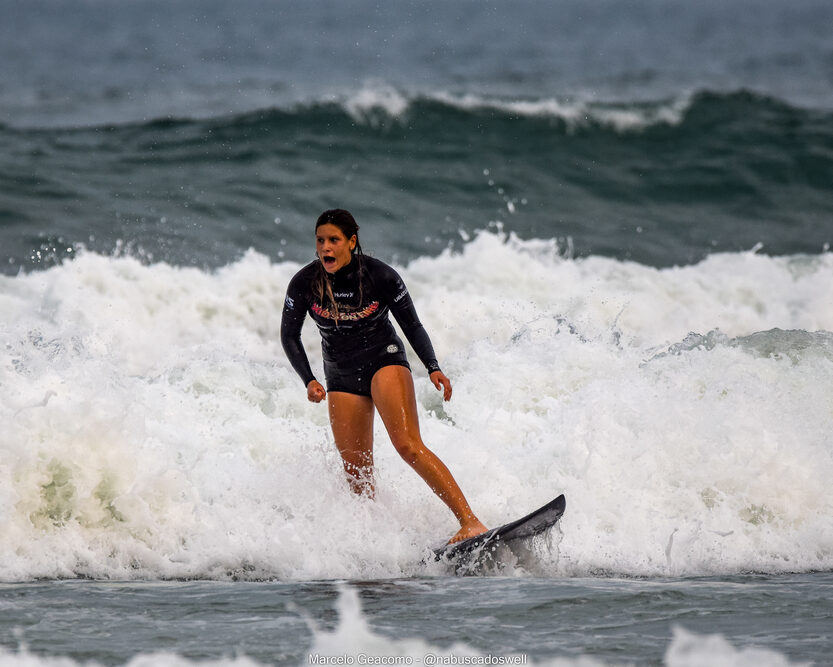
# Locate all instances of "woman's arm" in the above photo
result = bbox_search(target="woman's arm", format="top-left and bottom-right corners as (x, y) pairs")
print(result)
(381, 264), (441, 374)
(382, 267), (452, 400)
(280, 275), (317, 388)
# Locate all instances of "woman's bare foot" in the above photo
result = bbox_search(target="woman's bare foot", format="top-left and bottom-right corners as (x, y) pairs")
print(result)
(448, 520), (488, 544)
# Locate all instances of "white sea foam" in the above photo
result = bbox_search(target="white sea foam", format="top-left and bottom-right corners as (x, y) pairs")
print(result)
(1, 233), (832, 581)
(0, 647), (263, 666)
(342, 84), (692, 131)
(343, 83), (411, 125)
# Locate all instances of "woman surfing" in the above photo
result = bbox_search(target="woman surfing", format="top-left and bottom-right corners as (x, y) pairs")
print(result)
(280, 209), (487, 544)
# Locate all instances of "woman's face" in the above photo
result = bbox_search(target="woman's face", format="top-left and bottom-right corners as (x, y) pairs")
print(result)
(316, 223), (356, 273)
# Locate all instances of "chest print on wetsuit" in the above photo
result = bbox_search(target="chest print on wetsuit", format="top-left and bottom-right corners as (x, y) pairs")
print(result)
(311, 300), (380, 321)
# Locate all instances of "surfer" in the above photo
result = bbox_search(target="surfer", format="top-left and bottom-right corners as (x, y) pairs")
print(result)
(281, 209), (487, 543)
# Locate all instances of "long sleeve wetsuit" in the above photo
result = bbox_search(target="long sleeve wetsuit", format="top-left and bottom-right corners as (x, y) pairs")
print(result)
(280, 255), (441, 392)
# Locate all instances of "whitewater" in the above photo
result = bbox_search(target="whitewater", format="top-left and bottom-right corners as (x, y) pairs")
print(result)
(2, 231), (831, 582)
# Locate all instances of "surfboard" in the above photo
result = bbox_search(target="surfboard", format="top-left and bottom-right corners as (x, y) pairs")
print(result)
(433, 494), (566, 562)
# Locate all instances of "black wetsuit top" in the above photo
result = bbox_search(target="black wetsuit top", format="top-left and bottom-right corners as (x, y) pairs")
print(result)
(280, 255), (441, 388)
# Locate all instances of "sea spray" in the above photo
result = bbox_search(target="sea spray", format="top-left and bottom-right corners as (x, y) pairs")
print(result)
(1, 235), (832, 580)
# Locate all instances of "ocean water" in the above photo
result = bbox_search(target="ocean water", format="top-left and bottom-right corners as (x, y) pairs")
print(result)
(1, 577), (832, 666)
(1, 0), (833, 664)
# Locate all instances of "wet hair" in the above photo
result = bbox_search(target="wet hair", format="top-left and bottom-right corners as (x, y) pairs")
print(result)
(314, 209), (364, 323)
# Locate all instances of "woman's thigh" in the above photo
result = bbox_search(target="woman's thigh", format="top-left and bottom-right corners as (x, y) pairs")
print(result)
(370, 365), (422, 448)
(327, 390), (375, 463)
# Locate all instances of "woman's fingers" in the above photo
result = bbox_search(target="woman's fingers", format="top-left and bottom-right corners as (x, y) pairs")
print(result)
(307, 380), (327, 403)
(430, 371), (453, 401)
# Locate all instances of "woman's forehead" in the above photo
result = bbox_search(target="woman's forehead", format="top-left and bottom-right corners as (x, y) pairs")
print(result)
(316, 223), (349, 238)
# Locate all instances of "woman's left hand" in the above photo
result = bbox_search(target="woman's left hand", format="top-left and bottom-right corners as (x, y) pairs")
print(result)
(430, 370), (453, 402)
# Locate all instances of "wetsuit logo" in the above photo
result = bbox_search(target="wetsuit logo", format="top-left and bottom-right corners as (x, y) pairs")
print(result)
(284, 295), (295, 310)
(311, 301), (380, 321)
(386, 344), (399, 354)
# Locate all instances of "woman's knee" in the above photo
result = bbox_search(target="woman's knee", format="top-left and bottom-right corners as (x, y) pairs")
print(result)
(391, 435), (424, 464)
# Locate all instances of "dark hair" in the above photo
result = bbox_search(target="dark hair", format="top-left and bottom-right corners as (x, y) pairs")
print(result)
(315, 209), (361, 246)
(314, 209), (364, 323)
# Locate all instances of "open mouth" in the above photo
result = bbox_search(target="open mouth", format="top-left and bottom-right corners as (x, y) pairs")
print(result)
(322, 255), (337, 267)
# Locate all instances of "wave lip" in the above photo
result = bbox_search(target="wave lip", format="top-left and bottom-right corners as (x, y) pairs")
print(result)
(336, 83), (695, 132)
(4, 82), (811, 133)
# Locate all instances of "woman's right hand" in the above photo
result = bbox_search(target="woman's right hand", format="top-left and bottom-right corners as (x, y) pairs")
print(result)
(307, 380), (327, 403)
